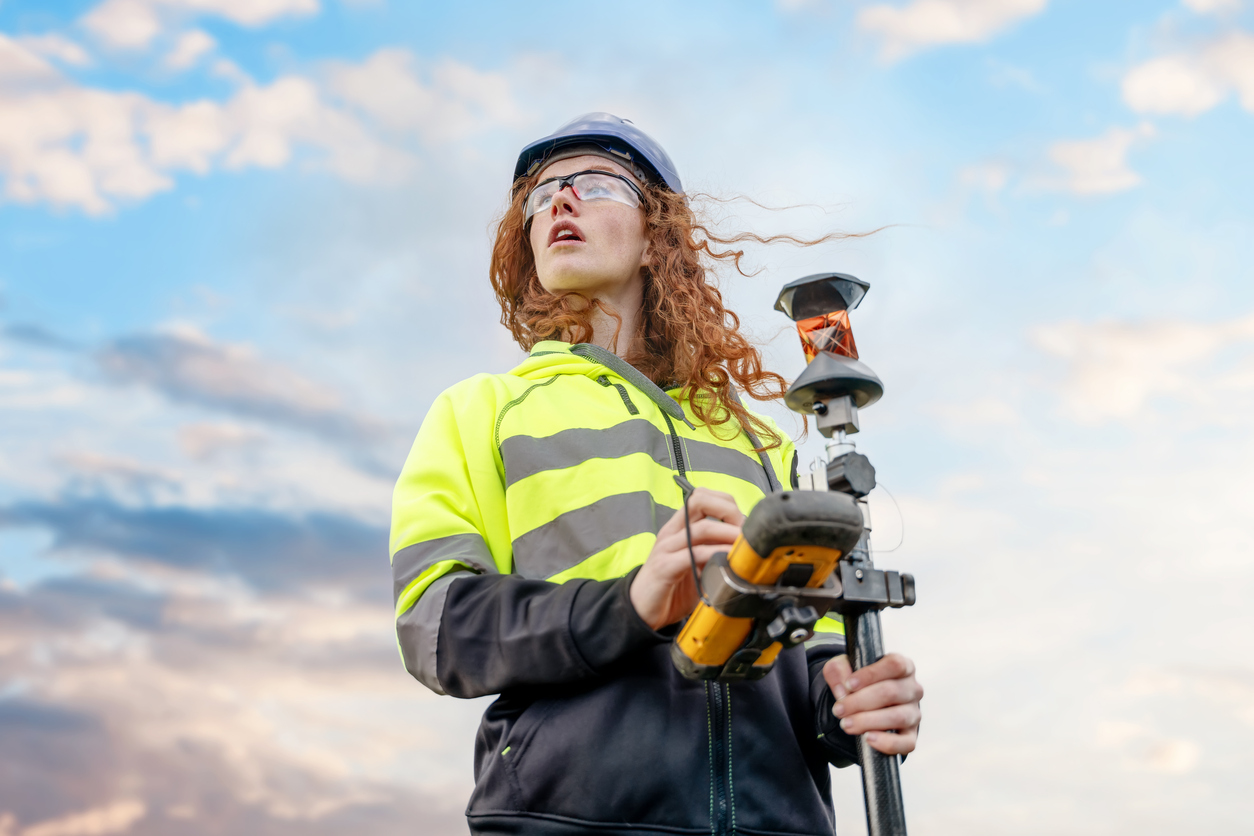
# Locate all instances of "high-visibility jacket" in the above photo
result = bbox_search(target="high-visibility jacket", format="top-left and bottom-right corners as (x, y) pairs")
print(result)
(391, 341), (854, 836)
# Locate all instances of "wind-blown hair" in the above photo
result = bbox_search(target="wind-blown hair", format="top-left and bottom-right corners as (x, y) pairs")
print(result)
(489, 174), (863, 449)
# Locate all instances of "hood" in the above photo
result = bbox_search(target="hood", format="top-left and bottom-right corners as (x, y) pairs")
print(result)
(510, 341), (694, 429)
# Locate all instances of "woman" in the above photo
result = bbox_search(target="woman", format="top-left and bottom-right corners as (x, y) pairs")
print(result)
(391, 113), (922, 836)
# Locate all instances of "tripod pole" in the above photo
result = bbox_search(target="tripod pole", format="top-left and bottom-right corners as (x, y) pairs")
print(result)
(844, 533), (908, 836)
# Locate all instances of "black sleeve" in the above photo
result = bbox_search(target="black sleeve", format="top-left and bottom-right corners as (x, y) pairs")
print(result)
(435, 565), (671, 698)
(807, 645), (859, 768)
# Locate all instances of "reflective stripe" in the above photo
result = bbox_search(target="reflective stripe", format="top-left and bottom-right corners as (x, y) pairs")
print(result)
(685, 439), (771, 494)
(813, 615), (846, 637)
(392, 532), (496, 606)
(501, 420), (770, 493)
(501, 420), (669, 487)
(728, 386), (782, 493)
(512, 491), (679, 579)
(397, 570), (470, 695)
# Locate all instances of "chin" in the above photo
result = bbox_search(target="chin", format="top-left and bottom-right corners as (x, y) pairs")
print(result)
(538, 272), (612, 297)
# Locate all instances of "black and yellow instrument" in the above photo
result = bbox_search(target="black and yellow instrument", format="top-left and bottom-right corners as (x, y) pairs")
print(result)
(670, 489), (863, 680)
(671, 272), (918, 836)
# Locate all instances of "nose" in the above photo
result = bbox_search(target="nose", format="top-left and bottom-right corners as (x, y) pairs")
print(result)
(549, 184), (579, 218)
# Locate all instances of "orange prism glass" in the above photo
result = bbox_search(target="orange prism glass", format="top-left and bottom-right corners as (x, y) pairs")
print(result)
(797, 310), (859, 363)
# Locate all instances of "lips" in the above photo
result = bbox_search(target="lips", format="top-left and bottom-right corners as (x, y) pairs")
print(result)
(548, 220), (585, 247)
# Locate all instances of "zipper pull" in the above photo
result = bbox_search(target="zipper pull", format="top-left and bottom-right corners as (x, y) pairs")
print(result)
(673, 473), (696, 500)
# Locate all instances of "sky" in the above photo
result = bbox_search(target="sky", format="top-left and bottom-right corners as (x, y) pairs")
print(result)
(1, 0), (1253, 834)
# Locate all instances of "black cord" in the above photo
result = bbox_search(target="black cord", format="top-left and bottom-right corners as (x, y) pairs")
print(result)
(683, 489), (704, 597)
(674, 474), (711, 606)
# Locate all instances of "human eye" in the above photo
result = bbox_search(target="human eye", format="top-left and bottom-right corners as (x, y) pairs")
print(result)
(527, 182), (557, 216)
(574, 174), (617, 200)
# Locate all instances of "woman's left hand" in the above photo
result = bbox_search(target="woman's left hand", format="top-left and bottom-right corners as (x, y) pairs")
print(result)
(822, 652), (923, 756)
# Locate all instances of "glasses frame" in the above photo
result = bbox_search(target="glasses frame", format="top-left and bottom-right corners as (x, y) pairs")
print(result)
(524, 169), (646, 222)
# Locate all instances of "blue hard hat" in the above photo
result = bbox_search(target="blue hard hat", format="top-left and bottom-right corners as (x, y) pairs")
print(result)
(514, 112), (683, 193)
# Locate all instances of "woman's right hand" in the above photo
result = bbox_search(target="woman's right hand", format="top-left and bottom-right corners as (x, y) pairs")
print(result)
(629, 488), (745, 631)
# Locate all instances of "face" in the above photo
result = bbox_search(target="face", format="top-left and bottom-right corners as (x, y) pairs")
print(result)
(527, 154), (650, 303)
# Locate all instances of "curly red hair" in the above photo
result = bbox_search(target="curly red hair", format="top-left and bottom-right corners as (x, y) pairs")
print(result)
(489, 174), (862, 449)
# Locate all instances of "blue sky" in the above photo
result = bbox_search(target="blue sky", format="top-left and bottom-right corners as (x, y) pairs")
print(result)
(2, 1), (1254, 834)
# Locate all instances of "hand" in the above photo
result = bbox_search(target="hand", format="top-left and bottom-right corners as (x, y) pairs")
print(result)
(822, 652), (922, 756)
(629, 488), (745, 630)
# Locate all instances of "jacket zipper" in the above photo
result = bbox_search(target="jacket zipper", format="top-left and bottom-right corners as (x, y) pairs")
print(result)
(660, 412), (686, 478)
(597, 375), (640, 415)
(709, 682), (731, 834)
(663, 410), (732, 835)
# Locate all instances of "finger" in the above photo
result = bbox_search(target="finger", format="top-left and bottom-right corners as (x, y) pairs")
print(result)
(835, 652), (916, 694)
(644, 544), (737, 581)
(684, 489), (745, 526)
(822, 654), (853, 700)
(865, 728), (917, 756)
(832, 678), (924, 716)
(656, 490), (744, 538)
(836, 703), (921, 737)
(656, 519), (742, 552)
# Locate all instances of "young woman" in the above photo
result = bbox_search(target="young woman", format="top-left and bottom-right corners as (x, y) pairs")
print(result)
(391, 113), (922, 836)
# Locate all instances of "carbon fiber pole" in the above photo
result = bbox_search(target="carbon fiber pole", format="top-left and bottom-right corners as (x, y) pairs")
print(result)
(845, 534), (908, 836)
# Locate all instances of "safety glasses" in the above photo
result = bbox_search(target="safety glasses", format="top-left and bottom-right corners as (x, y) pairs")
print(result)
(524, 170), (645, 220)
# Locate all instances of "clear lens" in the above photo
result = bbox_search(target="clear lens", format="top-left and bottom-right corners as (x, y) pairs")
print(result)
(525, 171), (641, 219)
(526, 181), (561, 219)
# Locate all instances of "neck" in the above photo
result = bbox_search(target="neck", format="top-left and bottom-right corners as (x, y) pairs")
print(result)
(585, 275), (645, 359)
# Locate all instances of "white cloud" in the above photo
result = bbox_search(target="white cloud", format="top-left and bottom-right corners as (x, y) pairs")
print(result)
(858, 0), (1048, 61)
(81, 0), (319, 50)
(19, 801), (146, 836)
(0, 74), (405, 213)
(178, 422), (266, 461)
(1123, 31), (1254, 116)
(162, 29), (215, 70)
(0, 46), (532, 213)
(324, 49), (526, 143)
(1043, 124), (1153, 196)
(1032, 311), (1254, 421)
(0, 87), (176, 213)
(0, 35), (63, 84)
(14, 35), (92, 69)
(1183, 0), (1243, 13)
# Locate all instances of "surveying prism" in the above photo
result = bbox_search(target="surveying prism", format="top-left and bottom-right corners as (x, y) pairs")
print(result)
(672, 272), (916, 836)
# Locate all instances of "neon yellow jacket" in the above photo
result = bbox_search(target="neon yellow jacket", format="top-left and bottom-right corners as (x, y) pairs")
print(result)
(388, 341), (857, 835)
(389, 340), (819, 690)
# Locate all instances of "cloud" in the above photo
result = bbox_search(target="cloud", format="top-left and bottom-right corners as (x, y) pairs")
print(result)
(1182, 0), (1243, 13)
(95, 327), (387, 445)
(177, 422), (266, 461)
(0, 553), (476, 835)
(2, 323), (80, 351)
(81, 0), (319, 51)
(0, 72), (414, 214)
(1123, 31), (1254, 117)
(1042, 124), (1154, 195)
(0, 46), (530, 213)
(858, 0), (1048, 61)
(0, 497), (387, 595)
(19, 800), (146, 836)
(1032, 310), (1254, 421)
(324, 49), (526, 142)
(162, 29), (214, 71)
(12, 36), (92, 69)
(0, 35), (64, 85)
